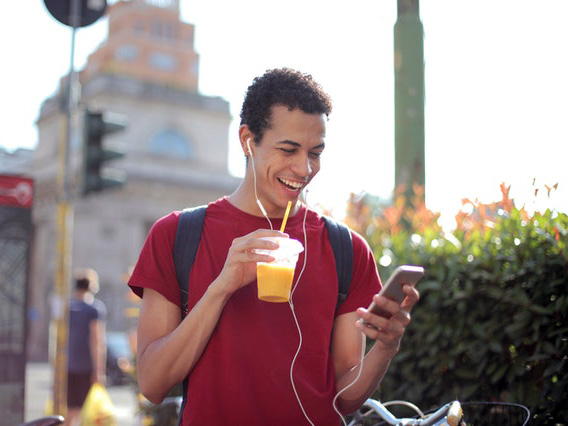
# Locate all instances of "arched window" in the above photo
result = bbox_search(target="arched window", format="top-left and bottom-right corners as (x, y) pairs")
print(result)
(149, 128), (193, 158)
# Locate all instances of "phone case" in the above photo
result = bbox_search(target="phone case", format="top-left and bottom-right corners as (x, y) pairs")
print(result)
(367, 265), (425, 319)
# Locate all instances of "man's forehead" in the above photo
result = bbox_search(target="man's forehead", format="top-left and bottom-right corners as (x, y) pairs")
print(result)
(269, 105), (326, 125)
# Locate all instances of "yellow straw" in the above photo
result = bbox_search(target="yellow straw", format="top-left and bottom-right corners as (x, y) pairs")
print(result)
(280, 201), (292, 232)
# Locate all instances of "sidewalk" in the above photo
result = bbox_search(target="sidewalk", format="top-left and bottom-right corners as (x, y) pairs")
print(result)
(25, 363), (138, 425)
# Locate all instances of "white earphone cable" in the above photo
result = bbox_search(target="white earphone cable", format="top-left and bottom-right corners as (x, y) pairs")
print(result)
(248, 136), (311, 421)
(332, 331), (366, 425)
(248, 138), (272, 229)
(249, 155), (364, 425)
(288, 203), (314, 425)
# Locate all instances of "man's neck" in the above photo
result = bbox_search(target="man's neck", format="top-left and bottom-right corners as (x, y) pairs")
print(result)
(75, 290), (93, 303)
(227, 181), (261, 216)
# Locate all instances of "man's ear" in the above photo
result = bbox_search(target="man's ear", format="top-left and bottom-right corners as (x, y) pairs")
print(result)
(238, 125), (254, 156)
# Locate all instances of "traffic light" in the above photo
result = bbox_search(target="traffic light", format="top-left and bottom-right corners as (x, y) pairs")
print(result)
(81, 109), (127, 196)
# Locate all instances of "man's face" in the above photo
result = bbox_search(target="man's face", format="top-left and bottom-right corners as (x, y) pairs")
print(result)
(250, 105), (326, 216)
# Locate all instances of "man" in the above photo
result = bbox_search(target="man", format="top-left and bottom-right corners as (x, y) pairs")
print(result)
(66, 268), (107, 426)
(128, 68), (419, 425)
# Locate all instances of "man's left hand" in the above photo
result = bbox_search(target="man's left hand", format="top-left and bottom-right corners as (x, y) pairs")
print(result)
(355, 283), (420, 351)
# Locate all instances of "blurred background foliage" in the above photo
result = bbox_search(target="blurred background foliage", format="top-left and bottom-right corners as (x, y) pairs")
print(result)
(344, 182), (567, 425)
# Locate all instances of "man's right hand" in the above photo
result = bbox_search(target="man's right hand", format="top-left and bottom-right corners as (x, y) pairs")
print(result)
(215, 229), (288, 296)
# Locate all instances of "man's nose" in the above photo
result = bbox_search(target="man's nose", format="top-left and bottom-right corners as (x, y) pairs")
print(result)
(292, 154), (312, 177)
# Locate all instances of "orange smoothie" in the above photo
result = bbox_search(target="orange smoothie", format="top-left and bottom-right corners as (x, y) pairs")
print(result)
(256, 263), (295, 303)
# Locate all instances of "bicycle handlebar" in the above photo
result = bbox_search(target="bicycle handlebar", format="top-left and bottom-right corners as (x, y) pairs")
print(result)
(357, 398), (462, 426)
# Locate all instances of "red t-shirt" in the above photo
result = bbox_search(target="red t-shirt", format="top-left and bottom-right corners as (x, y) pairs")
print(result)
(129, 197), (381, 425)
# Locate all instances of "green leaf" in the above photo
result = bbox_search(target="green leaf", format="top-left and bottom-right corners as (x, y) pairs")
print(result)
(528, 304), (555, 315)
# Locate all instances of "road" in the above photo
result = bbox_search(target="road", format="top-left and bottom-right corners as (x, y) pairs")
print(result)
(25, 363), (139, 425)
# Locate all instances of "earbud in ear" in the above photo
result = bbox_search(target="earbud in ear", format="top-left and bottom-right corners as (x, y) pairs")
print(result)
(246, 138), (252, 156)
(247, 136), (271, 226)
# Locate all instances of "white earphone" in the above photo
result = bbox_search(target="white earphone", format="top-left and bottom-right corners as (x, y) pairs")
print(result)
(246, 137), (252, 156)
(247, 137), (270, 222)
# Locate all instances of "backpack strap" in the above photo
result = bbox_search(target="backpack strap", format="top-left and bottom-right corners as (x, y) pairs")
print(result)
(322, 216), (354, 309)
(172, 205), (207, 426)
(173, 205), (207, 319)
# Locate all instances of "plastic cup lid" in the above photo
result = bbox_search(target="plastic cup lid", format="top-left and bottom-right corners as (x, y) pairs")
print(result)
(257, 237), (304, 259)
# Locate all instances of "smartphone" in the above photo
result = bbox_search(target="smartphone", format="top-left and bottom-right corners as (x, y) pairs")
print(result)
(366, 265), (425, 319)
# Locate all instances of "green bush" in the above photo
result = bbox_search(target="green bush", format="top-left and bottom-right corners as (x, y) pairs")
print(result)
(346, 184), (568, 424)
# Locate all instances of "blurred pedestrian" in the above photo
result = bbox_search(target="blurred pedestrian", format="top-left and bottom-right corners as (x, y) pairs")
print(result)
(66, 268), (107, 425)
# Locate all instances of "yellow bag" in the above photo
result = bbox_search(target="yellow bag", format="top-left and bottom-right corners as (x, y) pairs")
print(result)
(79, 382), (117, 426)
(44, 396), (53, 415)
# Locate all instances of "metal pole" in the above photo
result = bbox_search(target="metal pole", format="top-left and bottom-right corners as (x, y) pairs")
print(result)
(394, 0), (425, 198)
(52, 0), (80, 416)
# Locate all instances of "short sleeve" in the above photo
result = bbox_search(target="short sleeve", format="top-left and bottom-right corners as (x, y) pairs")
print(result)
(127, 211), (182, 307)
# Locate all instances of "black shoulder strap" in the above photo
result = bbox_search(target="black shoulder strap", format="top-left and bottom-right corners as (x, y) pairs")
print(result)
(172, 205), (207, 426)
(322, 216), (354, 309)
(173, 205), (207, 319)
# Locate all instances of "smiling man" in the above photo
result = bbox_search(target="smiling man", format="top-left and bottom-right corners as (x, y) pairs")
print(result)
(128, 68), (419, 425)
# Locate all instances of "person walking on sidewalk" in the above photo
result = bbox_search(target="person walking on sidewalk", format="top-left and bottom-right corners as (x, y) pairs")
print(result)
(66, 268), (107, 426)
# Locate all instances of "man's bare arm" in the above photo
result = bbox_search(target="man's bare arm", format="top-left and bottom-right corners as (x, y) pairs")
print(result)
(331, 284), (419, 414)
(136, 283), (231, 403)
(89, 318), (106, 384)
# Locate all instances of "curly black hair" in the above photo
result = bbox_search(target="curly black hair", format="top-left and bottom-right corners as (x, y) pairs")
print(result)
(240, 68), (333, 143)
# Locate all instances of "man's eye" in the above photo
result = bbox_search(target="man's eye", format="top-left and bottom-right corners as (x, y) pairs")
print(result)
(280, 148), (295, 154)
(310, 151), (322, 158)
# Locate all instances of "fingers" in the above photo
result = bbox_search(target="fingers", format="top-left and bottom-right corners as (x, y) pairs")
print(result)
(356, 283), (419, 344)
(356, 314), (405, 347)
(219, 229), (290, 291)
(227, 243), (271, 265)
(233, 229), (288, 251)
(356, 305), (409, 336)
(230, 229), (287, 262)
(401, 283), (420, 310)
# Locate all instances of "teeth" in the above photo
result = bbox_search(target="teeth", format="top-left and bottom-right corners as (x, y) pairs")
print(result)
(279, 177), (303, 191)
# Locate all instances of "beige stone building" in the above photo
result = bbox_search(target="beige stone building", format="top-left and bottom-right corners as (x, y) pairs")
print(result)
(28, 0), (240, 361)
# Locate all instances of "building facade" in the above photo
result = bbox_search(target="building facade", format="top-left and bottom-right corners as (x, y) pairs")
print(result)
(28, 0), (240, 361)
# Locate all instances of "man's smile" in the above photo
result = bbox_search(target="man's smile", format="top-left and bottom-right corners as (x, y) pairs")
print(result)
(278, 177), (304, 192)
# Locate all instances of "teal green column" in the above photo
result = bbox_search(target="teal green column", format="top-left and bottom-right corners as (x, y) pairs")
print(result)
(394, 0), (425, 196)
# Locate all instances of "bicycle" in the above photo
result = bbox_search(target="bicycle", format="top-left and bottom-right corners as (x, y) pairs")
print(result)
(138, 394), (530, 426)
(346, 398), (531, 426)
(346, 398), (463, 426)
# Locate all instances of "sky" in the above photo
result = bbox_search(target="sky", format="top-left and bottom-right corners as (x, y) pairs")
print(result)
(1, 0), (567, 229)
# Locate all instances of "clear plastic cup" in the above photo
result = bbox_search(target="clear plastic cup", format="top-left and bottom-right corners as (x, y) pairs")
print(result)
(255, 237), (304, 302)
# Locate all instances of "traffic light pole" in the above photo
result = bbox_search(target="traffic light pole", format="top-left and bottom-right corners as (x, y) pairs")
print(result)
(43, 0), (109, 417)
(52, 0), (80, 416)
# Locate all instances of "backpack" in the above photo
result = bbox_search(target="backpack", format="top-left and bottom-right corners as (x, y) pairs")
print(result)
(172, 204), (353, 423)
